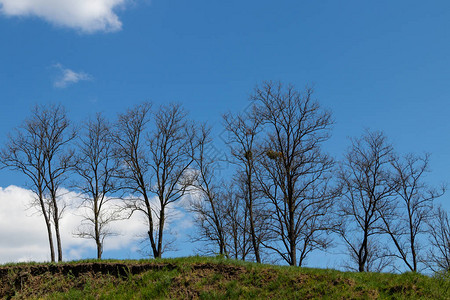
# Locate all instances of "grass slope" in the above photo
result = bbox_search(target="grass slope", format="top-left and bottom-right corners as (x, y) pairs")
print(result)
(0, 256), (449, 299)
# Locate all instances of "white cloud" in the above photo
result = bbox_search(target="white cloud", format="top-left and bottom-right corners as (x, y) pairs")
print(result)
(53, 63), (92, 88)
(0, 185), (195, 263)
(0, 186), (142, 263)
(0, 186), (50, 262)
(0, 0), (127, 33)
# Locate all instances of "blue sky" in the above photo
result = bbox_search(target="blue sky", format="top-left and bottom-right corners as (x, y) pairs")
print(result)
(0, 0), (449, 268)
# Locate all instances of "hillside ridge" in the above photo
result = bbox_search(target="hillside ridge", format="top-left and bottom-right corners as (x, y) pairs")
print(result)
(0, 257), (448, 299)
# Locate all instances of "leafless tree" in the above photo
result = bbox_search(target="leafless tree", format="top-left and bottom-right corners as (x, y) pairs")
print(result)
(40, 104), (76, 262)
(344, 241), (393, 272)
(252, 81), (335, 266)
(336, 130), (396, 272)
(1, 104), (75, 262)
(379, 153), (444, 272)
(147, 103), (195, 257)
(74, 113), (120, 259)
(115, 102), (194, 258)
(223, 108), (267, 263)
(186, 125), (230, 256)
(224, 184), (253, 260)
(426, 206), (450, 272)
(114, 103), (156, 254)
(186, 125), (256, 259)
(1, 107), (55, 261)
(187, 152), (253, 260)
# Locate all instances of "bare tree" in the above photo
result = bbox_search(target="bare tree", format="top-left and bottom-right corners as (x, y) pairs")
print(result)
(224, 184), (253, 260)
(253, 81), (335, 266)
(1, 108), (55, 261)
(379, 153), (444, 272)
(189, 188), (231, 256)
(74, 113), (120, 259)
(336, 130), (395, 272)
(186, 125), (229, 256)
(115, 103), (194, 258)
(426, 206), (450, 272)
(40, 104), (76, 262)
(147, 103), (195, 257)
(114, 103), (156, 255)
(223, 108), (267, 263)
(186, 125), (255, 259)
(1, 104), (75, 262)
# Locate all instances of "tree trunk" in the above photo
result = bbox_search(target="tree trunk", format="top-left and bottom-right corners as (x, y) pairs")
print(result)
(52, 192), (63, 262)
(410, 234), (417, 272)
(45, 217), (55, 262)
(358, 234), (368, 272)
(289, 212), (297, 266)
(95, 219), (102, 259)
(148, 219), (158, 258)
(247, 173), (261, 263)
(156, 205), (165, 258)
(39, 195), (55, 262)
(54, 216), (63, 262)
(142, 190), (158, 259)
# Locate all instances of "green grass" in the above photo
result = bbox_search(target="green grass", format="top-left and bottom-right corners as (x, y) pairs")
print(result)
(0, 256), (449, 299)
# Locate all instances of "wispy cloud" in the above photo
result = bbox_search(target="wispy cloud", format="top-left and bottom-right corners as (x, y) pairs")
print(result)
(53, 63), (93, 88)
(0, 0), (128, 33)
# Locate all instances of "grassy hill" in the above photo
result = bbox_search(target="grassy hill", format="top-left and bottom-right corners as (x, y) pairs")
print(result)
(1, 256), (449, 299)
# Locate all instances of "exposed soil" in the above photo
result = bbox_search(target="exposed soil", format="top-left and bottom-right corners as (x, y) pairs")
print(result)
(0, 262), (177, 279)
